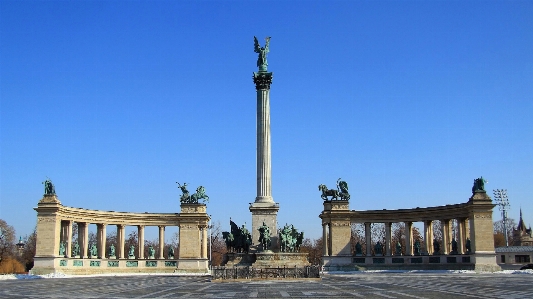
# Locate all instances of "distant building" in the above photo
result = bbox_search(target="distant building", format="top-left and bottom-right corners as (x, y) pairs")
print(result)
(513, 209), (533, 246)
(496, 246), (533, 264)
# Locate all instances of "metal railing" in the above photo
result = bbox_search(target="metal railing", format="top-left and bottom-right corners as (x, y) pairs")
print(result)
(212, 265), (320, 280)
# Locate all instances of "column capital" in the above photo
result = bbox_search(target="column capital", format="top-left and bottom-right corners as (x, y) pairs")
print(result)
(253, 72), (273, 90)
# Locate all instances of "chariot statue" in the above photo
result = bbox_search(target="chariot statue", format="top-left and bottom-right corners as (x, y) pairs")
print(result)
(319, 178), (350, 201)
(176, 182), (190, 203)
(472, 176), (487, 193)
(191, 186), (209, 203)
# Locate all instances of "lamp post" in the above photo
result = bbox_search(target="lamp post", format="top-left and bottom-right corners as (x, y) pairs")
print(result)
(493, 189), (510, 247)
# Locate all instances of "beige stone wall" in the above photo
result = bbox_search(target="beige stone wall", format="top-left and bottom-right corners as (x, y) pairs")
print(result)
(330, 220), (351, 256)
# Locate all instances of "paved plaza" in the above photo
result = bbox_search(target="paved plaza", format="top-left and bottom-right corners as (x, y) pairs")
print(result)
(1, 273), (532, 298)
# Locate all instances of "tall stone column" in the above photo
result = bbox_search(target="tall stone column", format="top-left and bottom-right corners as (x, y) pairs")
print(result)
(249, 70), (279, 247)
(322, 223), (329, 256)
(405, 221), (413, 256)
(78, 222), (89, 258)
(424, 220), (432, 254)
(385, 222), (392, 256)
(365, 222), (372, 256)
(138, 225), (145, 259)
(158, 226), (165, 259)
(66, 220), (73, 258)
(97, 223), (106, 259)
(117, 225), (125, 259)
(441, 219), (450, 255)
(202, 226), (208, 259)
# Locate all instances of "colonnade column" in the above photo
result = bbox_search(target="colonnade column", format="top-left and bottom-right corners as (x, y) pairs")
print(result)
(78, 222), (89, 258)
(405, 221), (413, 256)
(322, 223), (329, 256)
(138, 225), (145, 259)
(158, 226), (165, 259)
(65, 220), (73, 257)
(458, 218), (468, 254)
(441, 219), (450, 255)
(364, 222), (372, 256)
(328, 224), (332, 256)
(117, 225), (125, 259)
(457, 218), (465, 254)
(423, 220), (432, 254)
(202, 226), (208, 259)
(97, 224), (106, 259)
(385, 222), (392, 256)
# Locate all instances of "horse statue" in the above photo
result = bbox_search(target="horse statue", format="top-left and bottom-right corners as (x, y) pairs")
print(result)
(472, 176), (487, 193)
(190, 186), (209, 203)
(222, 232), (234, 252)
(318, 184), (339, 201)
(42, 178), (56, 195)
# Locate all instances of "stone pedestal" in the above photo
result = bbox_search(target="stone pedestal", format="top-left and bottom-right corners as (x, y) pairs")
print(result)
(249, 202), (279, 248)
(223, 252), (310, 268)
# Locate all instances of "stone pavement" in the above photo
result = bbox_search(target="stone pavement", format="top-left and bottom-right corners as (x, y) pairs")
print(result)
(1, 273), (532, 298)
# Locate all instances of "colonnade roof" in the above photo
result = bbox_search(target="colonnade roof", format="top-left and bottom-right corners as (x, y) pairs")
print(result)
(322, 202), (473, 223)
(52, 205), (208, 226)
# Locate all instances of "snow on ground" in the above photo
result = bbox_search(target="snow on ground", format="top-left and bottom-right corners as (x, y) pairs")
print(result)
(1, 269), (531, 280)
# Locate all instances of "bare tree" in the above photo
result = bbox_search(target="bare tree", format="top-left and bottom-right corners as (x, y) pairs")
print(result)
(0, 219), (16, 267)
(300, 237), (322, 265)
(494, 218), (517, 247)
(208, 221), (227, 266)
(19, 228), (37, 271)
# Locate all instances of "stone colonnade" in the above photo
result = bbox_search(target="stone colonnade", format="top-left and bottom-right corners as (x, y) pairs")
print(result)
(320, 190), (500, 271)
(32, 195), (209, 275)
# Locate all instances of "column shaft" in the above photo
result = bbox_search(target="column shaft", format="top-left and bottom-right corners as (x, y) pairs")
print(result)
(158, 226), (165, 259)
(441, 219), (450, 255)
(365, 222), (372, 256)
(66, 221), (73, 258)
(256, 88), (273, 202)
(322, 224), (328, 256)
(405, 222), (413, 256)
(457, 219), (465, 254)
(138, 225), (145, 259)
(97, 224), (106, 258)
(385, 222), (392, 256)
(202, 227), (208, 259)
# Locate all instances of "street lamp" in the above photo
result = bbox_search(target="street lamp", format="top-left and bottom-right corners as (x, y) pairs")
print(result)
(493, 189), (510, 247)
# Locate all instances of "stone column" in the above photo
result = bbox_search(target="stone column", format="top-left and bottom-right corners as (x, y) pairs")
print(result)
(457, 218), (465, 255)
(405, 222), (413, 256)
(385, 222), (392, 256)
(97, 223), (106, 259)
(364, 222), (372, 256)
(249, 70), (279, 247)
(328, 223), (333, 256)
(424, 220), (432, 254)
(138, 225), (145, 259)
(441, 219), (450, 255)
(66, 220), (73, 258)
(78, 222), (89, 258)
(322, 223), (329, 256)
(158, 226), (165, 259)
(117, 225), (125, 259)
(202, 226), (208, 259)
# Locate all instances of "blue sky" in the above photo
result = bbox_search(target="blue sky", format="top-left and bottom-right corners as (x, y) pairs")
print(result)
(1, 1), (532, 241)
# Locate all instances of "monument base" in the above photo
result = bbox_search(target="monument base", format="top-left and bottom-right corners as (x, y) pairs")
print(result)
(175, 258), (209, 273)
(223, 252), (310, 268)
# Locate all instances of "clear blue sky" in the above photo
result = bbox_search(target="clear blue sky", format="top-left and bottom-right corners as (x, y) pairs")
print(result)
(1, 1), (532, 241)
